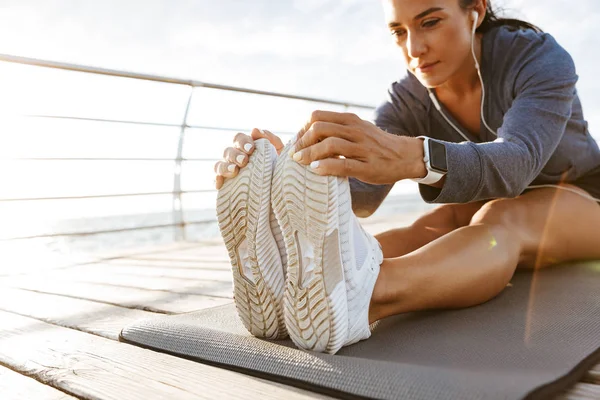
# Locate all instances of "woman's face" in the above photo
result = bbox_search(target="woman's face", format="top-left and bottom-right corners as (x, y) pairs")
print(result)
(382, 0), (476, 88)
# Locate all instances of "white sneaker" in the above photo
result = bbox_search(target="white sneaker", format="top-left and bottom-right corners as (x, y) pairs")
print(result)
(216, 139), (288, 339)
(272, 143), (383, 354)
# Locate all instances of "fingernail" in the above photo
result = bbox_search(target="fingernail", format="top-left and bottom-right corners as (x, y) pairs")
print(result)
(244, 143), (253, 152)
(288, 148), (296, 158)
(292, 151), (302, 162)
(227, 164), (236, 172)
(310, 161), (320, 169)
(236, 155), (245, 164)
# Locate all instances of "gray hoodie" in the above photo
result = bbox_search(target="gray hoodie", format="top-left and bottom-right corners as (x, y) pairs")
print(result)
(350, 25), (600, 216)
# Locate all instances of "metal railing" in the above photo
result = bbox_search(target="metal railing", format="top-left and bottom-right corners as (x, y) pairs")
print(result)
(0, 53), (376, 242)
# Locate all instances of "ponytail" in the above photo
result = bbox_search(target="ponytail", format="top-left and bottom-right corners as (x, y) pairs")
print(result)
(460, 1), (543, 33)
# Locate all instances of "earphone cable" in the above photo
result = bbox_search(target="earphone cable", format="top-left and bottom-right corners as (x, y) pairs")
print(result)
(427, 12), (600, 203)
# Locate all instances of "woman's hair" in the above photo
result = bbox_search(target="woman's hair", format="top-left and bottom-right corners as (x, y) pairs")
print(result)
(459, 0), (543, 33)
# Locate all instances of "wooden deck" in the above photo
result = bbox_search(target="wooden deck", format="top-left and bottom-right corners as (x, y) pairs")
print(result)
(1, 213), (599, 400)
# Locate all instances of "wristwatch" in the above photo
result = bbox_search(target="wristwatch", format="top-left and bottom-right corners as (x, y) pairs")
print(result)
(410, 136), (448, 185)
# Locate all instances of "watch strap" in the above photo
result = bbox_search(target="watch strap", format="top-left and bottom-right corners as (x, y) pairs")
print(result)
(410, 136), (446, 185)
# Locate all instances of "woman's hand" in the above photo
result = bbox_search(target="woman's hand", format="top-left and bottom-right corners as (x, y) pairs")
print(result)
(289, 110), (424, 185)
(214, 128), (284, 190)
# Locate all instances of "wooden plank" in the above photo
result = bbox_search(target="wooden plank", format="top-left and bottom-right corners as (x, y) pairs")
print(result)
(5, 270), (233, 298)
(129, 253), (230, 262)
(108, 257), (232, 269)
(556, 382), (600, 400)
(582, 363), (600, 384)
(3, 290), (595, 400)
(85, 241), (203, 261)
(65, 262), (234, 282)
(0, 365), (77, 400)
(131, 245), (230, 262)
(0, 310), (332, 400)
(157, 243), (229, 255)
(0, 287), (159, 340)
(0, 278), (231, 314)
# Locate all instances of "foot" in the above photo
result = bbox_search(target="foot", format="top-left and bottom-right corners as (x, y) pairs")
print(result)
(272, 142), (383, 354)
(216, 139), (288, 339)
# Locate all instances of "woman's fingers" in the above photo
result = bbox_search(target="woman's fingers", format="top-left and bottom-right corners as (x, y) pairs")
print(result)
(214, 133), (254, 190)
(296, 111), (360, 143)
(251, 128), (284, 154)
(309, 157), (366, 179)
(214, 146), (246, 185)
(223, 147), (248, 168)
(213, 160), (239, 179)
(215, 128), (281, 190)
(215, 174), (225, 190)
(233, 132), (255, 155)
(291, 137), (357, 165)
(293, 122), (355, 154)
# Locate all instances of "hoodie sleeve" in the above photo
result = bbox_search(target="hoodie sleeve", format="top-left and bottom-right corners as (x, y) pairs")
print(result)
(420, 31), (578, 203)
(350, 79), (427, 216)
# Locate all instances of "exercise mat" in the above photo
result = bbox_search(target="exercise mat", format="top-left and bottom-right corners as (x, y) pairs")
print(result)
(120, 261), (600, 400)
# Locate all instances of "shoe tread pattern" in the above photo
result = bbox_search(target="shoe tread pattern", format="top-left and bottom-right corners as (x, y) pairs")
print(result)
(272, 143), (348, 353)
(216, 139), (287, 339)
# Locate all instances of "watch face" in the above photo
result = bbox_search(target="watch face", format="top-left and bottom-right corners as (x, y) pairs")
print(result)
(428, 140), (448, 172)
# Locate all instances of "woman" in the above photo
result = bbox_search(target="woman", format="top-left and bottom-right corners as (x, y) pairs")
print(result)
(214, 0), (600, 354)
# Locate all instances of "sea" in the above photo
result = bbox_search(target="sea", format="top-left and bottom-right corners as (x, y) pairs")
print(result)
(0, 190), (431, 277)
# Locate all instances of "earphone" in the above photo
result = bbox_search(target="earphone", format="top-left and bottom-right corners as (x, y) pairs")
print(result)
(424, 9), (600, 203)
(428, 9), (494, 140)
(471, 10), (479, 33)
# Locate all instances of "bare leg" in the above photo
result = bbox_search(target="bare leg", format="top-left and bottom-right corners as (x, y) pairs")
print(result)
(368, 185), (600, 324)
(370, 223), (519, 323)
(375, 226), (443, 259)
(375, 201), (486, 258)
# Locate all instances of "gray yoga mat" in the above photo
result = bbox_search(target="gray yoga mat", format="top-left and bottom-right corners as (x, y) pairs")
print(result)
(119, 261), (600, 400)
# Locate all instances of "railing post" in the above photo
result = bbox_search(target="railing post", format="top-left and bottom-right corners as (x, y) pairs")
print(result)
(172, 86), (195, 241)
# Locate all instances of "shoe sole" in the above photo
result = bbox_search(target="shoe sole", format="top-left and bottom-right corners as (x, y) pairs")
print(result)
(216, 139), (287, 339)
(272, 146), (349, 353)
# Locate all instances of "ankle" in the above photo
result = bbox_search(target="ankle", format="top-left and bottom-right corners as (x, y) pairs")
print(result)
(369, 259), (397, 324)
(368, 259), (412, 323)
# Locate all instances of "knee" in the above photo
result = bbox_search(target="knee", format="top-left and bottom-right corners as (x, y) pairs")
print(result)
(411, 204), (457, 239)
(469, 199), (525, 263)
(469, 198), (522, 231)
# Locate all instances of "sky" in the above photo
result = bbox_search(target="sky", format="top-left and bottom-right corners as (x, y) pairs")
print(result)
(1, 0), (598, 110)
(0, 0), (599, 236)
